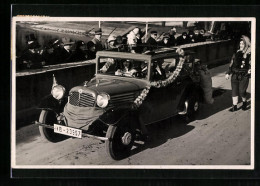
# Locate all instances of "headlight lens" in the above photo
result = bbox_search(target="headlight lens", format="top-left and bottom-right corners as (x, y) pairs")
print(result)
(96, 93), (110, 108)
(51, 85), (66, 100)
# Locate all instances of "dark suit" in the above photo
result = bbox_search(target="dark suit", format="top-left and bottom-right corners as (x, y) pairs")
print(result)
(92, 38), (103, 52)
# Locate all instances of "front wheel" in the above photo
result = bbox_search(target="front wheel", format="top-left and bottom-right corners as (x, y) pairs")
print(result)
(39, 110), (67, 143)
(105, 124), (135, 160)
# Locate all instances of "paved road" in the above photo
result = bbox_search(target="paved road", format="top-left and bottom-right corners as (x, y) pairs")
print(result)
(14, 64), (252, 166)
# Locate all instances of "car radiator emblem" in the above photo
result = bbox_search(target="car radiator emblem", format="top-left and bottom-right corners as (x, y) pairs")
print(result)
(78, 89), (83, 94)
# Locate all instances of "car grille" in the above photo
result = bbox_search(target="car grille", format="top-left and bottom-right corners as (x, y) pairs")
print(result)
(109, 92), (138, 107)
(69, 91), (95, 107)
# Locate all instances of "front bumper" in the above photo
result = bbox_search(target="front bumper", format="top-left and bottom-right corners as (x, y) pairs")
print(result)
(63, 103), (105, 131)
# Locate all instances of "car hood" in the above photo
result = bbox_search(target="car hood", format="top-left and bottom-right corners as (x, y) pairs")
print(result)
(70, 76), (148, 96)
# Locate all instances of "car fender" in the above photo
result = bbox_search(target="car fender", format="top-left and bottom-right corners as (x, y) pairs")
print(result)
(38, 94), (68, 114)
(98, 105), (140, 128)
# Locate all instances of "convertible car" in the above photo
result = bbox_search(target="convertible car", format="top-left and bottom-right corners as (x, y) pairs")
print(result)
(36, 47), (206, 160)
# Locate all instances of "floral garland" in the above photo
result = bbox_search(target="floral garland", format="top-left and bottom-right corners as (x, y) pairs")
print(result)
(133, 57), (185, 108)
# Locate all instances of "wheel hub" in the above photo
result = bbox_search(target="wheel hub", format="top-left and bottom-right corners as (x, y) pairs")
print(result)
(194, 101), (199, 111)
(121, 132), (132, 145)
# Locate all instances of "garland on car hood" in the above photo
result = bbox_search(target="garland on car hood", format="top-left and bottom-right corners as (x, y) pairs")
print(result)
(134, 57), (185, 108)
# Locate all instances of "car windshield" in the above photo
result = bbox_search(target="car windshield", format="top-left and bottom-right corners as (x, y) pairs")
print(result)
(98, 57), (148, 79)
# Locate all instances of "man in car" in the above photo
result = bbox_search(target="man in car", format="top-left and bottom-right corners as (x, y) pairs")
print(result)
(152, 59), (166, 81)
(146, 31), (158, 46)
(115, 59), (137, 77)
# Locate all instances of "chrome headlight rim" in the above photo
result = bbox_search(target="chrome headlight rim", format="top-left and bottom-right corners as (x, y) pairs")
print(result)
(96, 92), (110, 108)
(51, 85), (66, 100)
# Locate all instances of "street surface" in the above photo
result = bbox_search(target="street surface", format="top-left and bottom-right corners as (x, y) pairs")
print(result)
(14, 64), (251, 166)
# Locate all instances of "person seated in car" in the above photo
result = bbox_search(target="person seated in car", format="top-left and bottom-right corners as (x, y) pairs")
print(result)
(152, 59), (166, 81)
(131, 61), (148, 78)
(115, 59), (137, 77)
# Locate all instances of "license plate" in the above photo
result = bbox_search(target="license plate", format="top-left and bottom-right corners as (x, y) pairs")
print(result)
(54, 124), (82, 138)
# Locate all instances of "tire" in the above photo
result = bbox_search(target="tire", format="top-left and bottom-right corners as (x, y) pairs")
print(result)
(105, 124), (135, 160)
(39, 110), (67, 143)
(184, 92), (200, 122)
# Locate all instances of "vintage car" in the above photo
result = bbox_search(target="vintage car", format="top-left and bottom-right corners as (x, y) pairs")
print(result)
(36, 47), (205, 160)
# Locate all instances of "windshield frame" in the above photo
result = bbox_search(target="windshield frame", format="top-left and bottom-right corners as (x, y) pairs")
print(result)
(96, 51), (152, 81)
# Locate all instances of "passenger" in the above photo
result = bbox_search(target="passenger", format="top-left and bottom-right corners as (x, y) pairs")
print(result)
(115, 35), (123, 45)
(115, 35), (127, 52)
(133, 61), (148, 78)
(152, 60), (166, 81)
(146, 31), (158, 46)
(168, 27), (177, 46)
(105, 35), (117, 50)
(115, 59), (137, 77)
(187, 30), (196, 43)
(225, 35), (251, 112)
(42, 41), (56, 65)
(66, 40), (87, 62)
(136, 32), (142, 44)
(176, 32), (189, 45)
(86, 41), (96, 60)
(91, 28), (104, 52)
(158, 33), (171, 47)
(19, 38), (44, 69)
(135, 32), (144, 53)
(127, 27), (140, 52)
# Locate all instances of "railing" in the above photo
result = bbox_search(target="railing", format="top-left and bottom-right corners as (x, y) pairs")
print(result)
(15, 39), (235, 128)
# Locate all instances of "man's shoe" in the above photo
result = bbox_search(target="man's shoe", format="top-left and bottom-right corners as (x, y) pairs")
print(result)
(229, 105), (237, 112)
(242, 101), (247, 110)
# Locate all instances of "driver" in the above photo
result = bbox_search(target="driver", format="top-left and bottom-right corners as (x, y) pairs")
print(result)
(115, 59), (137, 77)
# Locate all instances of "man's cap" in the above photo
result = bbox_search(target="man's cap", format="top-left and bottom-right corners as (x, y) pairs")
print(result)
(94, 28), (102, 35)
(28, 40), (40, 49)
(150, 31), (158, 34)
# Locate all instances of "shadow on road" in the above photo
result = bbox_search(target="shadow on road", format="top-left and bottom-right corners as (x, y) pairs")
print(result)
(130, 87), (251, 158)
(131, 116), (195, 156)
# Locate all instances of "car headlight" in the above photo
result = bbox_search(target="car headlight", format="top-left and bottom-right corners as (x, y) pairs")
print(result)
(51, 85), (66, 100)
(96, 93), (110, 108)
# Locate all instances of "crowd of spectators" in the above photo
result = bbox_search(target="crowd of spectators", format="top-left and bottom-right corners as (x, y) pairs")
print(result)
(17, 26), (208, 70)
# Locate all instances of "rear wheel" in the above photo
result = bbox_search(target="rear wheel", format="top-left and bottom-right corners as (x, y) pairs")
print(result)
(105, 124), (135, 160)
(39, 110), (67, 143)
(184, 92), (200, 122)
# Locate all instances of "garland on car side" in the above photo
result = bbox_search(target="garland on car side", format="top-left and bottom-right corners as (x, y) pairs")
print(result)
(133, 57), (185, 108)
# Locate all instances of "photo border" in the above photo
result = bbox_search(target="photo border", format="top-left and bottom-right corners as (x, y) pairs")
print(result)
(10, 4), (260, 179)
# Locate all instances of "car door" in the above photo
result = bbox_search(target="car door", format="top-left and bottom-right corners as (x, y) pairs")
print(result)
(138, 57), (192, 125)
